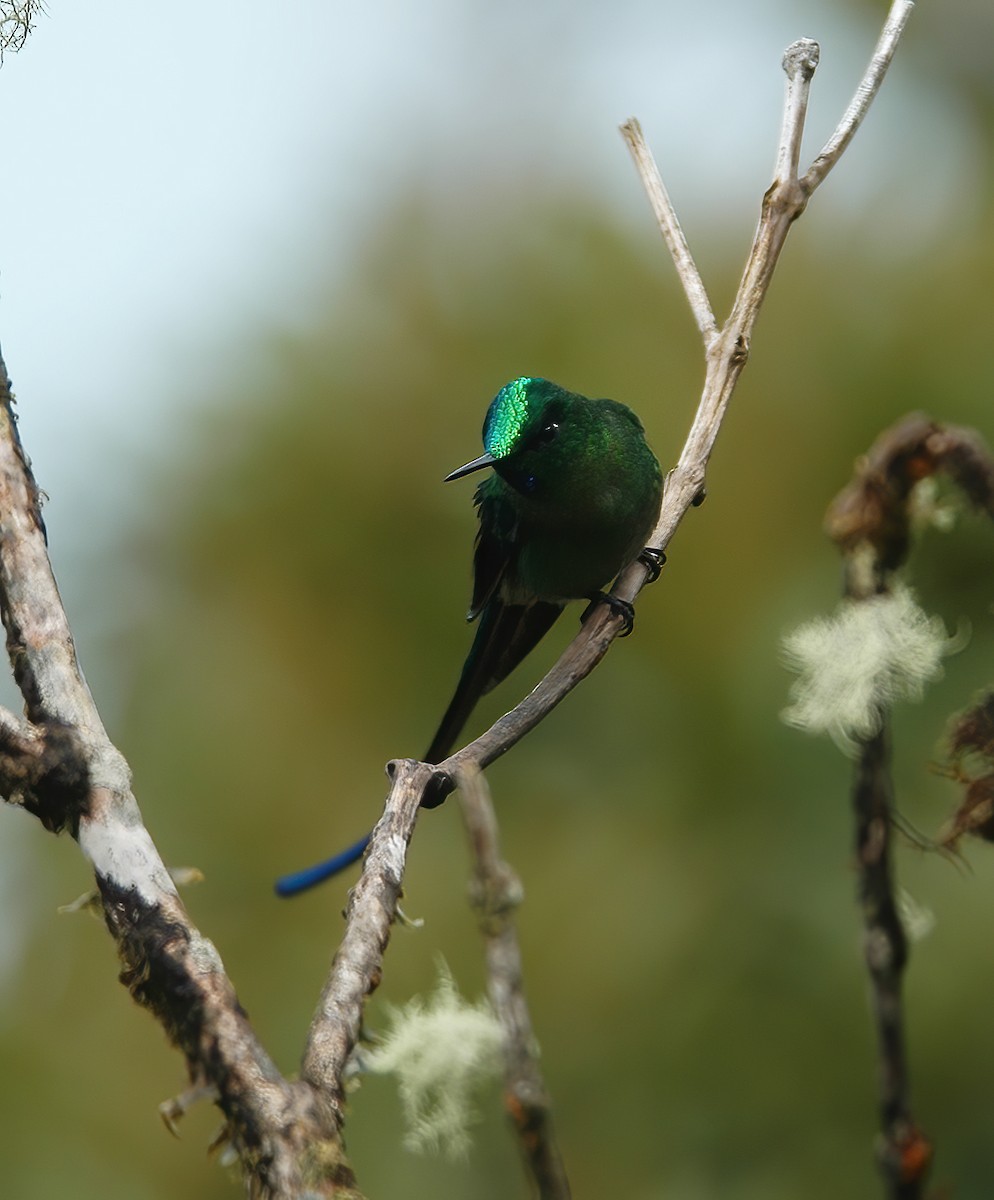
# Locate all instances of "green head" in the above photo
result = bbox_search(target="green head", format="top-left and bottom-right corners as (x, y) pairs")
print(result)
(445, 377), (571, 494)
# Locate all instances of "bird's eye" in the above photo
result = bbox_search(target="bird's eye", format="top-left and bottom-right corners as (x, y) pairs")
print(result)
(534, 421), (559, 447)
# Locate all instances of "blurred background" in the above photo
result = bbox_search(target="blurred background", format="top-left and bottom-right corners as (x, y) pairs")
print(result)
(2, 1), (994, 1196)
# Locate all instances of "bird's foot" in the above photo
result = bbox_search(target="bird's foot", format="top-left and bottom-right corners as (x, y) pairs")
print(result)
(582, 592), (635, 636)
(638, 546), (666, 583)
(421, 768), (455, 809)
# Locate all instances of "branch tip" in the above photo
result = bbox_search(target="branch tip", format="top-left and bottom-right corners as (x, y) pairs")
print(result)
(782, 38), (820, 81)
(803, 0), (915, 195)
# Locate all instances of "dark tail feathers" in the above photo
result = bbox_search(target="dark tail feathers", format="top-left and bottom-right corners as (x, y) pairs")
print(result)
(274, 599), (563, 895)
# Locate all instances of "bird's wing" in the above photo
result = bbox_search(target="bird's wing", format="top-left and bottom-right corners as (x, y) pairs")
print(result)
(422, 596), (563, 777)
(480, 599), (564, 695)
(467, 477), (518, 619)
(422, 476), (562, 786)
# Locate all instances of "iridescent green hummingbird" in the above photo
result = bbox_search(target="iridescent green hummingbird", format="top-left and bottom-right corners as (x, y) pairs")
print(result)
(275, 376), (663, 895)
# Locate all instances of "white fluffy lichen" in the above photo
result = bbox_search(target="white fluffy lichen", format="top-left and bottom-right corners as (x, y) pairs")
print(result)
(782, 584), (952, 743)
(363, 962), (503, 1160)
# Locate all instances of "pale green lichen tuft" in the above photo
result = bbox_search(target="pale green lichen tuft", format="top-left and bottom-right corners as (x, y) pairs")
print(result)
(363, 961), (503, 1160)
(782, 585), (952, 744)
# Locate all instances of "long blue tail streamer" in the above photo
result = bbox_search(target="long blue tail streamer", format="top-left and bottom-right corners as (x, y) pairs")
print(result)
(274, 832), (372, 897)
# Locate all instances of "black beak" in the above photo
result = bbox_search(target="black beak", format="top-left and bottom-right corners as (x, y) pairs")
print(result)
(444, 452), (497, 482)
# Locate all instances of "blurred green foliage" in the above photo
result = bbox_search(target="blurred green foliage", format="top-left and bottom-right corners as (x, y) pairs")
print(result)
(5, 27), (994, 1200)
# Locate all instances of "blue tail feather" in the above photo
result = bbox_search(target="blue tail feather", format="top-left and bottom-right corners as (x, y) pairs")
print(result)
(273, 832), (371, 897)
(275, 601), (562, 896)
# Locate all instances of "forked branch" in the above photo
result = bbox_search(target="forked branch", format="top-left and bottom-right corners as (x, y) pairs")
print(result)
(313, 0), (917, 1146)
(439, 0), (916, 782)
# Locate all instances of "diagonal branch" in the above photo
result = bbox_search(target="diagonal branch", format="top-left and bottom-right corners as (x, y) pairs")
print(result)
(439, 0), (916, 782)
(0, 349), (359, 1198)
(316, 0), (917, 1144)
(619, 118), (717, 346)
(804, 0), (915, 194)
(302, 759), (427, 1102)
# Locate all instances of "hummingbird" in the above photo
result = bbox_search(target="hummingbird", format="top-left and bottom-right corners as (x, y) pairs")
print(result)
(275, 376), (663, 896)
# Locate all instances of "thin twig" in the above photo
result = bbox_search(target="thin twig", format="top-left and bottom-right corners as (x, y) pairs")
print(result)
(457, 765), (570, 1200)
(620, 118), (718, 346)
(850, 724), (929, 1199)
(777, 40), (819, 187)
(804, 0), (915, 194)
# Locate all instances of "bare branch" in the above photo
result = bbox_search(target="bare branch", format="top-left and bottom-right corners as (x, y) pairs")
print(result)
(458, 765), (570, 1199)
(620, 118), (718, 346)
(803, 0), (915, 195)
(777, 39), (819, 188)
(302, 758), (427, 1104)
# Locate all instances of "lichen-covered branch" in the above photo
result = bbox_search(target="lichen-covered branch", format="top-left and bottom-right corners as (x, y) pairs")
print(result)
(820, 415), (992, 1197)
(787, 414), (994, 1194)
(0, 349), (358, 1198)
